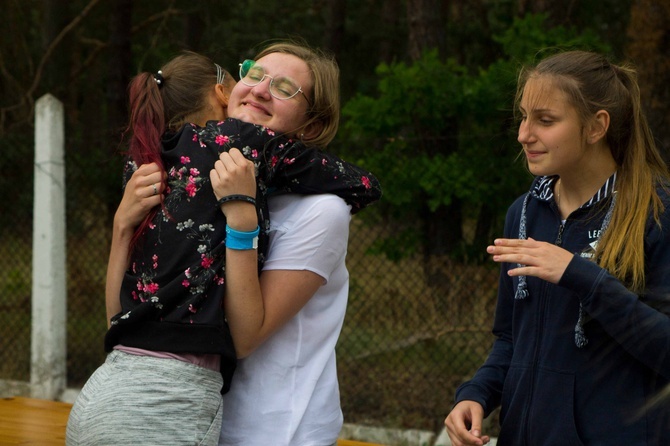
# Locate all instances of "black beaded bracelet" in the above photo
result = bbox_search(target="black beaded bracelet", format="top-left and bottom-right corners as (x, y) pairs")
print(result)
(216, 194), (256, 207)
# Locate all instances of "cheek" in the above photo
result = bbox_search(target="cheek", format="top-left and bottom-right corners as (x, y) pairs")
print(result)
(228, 83), (250, 106)
(557, 134), (583, 155)
(271, 104), (303, 133)
(285, 104), (308, 127)
(227, 90), (242, 109)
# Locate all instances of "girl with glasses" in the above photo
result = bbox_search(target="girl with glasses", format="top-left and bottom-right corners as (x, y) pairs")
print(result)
(216, 41), (362, 446)
(66, 47), (381, 446)
(444, 50), (670, 445)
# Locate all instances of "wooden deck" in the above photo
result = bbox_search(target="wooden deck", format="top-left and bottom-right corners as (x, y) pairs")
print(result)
(0, 397), (71, 445)
(0, 397), (384, 445)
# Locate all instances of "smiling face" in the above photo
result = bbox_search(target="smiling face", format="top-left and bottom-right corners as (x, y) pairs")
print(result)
(227, 52), (312, 137)
(517, 76), (589, 178)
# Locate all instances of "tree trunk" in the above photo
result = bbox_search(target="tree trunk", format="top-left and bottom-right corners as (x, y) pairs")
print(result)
(106, 0), (133, 145)
(625, 0), (670, 156)
(406, 0), (444, 60)
(379, 0), (404, 64)
(184, 7), (205, 51)
(41, 0), (71, 94)
(517, 0), (579, 25)
(323, 0), (346, 57)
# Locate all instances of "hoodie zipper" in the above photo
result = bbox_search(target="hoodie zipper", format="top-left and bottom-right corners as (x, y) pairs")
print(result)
(524, 220), (565, 444)
(556, 223), (565, 247)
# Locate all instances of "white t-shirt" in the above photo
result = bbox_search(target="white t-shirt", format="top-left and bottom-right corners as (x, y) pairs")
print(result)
(219, 194), (351, 446)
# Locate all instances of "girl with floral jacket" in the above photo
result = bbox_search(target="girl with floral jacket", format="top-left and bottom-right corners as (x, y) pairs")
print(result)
(67, 49), (380, 446)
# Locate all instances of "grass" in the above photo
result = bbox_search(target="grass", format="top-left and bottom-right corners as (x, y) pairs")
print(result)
(0, 233), (32, 381)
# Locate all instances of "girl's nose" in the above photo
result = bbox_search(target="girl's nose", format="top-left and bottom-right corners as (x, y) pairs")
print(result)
(251, 78), (272, 100)
(518, 120), (533, 144)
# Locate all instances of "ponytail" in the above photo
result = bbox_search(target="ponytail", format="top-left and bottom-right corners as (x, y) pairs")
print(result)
(125, 72), (167, 250)
(123, 51), (222, 251)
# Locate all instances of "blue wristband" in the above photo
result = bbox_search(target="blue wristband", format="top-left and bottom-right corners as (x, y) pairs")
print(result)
(225, 225), (259, 250)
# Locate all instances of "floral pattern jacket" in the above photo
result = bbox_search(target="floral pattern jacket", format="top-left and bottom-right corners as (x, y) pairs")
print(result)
(105, 119), (382, 392)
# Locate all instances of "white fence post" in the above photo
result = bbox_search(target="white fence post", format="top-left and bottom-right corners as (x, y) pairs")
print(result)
(31, 93), (67, 400)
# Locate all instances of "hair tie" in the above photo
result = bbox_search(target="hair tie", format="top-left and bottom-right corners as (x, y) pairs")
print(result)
(215, 63), (225, 85)
(153, 70), (164, 88)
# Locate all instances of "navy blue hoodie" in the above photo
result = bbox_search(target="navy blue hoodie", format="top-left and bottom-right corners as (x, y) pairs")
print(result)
(456, 175), (670, 445)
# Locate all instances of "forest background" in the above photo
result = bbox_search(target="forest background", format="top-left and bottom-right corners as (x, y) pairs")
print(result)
(1, 0), (669, 438)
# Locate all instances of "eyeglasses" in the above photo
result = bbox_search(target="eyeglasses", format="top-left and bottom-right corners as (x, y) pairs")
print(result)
(238, 59), (312, 106)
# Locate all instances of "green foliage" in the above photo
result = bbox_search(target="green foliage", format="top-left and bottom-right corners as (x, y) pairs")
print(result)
(343, 52), (471, 211)
(340, 14), (610, 261)
(367, 227), (421, 262)
(0, 268), (30, 299)
(494, 13), (611, 63)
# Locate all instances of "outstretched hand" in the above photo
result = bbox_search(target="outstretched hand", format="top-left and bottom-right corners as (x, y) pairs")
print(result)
(444, 400), (490, 446)
(487, 237), (574, 284)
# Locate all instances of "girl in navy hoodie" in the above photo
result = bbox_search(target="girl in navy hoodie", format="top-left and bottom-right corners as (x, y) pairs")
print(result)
(445, 50), (670, 445)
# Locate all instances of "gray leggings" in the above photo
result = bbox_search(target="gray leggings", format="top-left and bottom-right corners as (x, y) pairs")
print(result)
(66, 350), (223, 446)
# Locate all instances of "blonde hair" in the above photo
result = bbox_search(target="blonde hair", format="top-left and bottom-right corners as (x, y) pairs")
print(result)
(255, 41), (340, 148)
(516, 51), (669, 291)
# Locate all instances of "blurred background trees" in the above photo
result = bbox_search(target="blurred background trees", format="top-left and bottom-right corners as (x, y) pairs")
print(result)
(3, 0), (667, 258)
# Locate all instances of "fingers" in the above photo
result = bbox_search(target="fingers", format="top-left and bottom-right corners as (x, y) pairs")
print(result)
(129, 163), (165, 200)
(487, 240), (538, 271)
(226, 146), (253, 166)
(487, 237), (537, 251)
(444, 402), (489, 446)
(133, 162), (163, 183)
(487, 237), (542, 262)
(467, 415), (490, 445)
(210, 148), (256, 200)
(133, 181), (162, 203)
(215, 148), (254, 175)
(210, 149), (258, 227)
(115, 163), (165, 230)
(486, 237), (572, 283)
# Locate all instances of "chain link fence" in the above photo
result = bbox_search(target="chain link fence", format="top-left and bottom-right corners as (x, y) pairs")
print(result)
(1, 147), (500, 435)
(340, 213), (499, 433)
